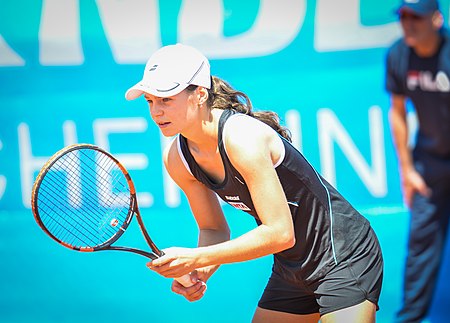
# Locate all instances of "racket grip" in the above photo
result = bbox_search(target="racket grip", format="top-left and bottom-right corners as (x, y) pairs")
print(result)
(157, 251), (195, 287)
(175, 274), (195, 287)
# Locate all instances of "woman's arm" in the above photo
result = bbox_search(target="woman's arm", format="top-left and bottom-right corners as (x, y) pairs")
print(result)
(161, 137), (231, 279)
(198, 115), (296, 263)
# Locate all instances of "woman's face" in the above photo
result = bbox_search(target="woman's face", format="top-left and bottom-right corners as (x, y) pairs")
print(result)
(144, 89), (198, 137)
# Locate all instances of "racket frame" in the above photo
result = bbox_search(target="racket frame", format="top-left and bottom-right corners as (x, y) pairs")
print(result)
(31, 143), (162, 260)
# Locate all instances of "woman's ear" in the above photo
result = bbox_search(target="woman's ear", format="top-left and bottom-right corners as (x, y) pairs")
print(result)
(197, 87), (209, 105)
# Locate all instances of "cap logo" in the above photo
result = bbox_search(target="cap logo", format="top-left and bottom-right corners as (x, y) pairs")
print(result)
(149, 64), (158, 72)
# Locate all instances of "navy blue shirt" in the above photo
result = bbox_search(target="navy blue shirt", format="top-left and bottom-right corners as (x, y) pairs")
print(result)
(385, 29), (450, 158)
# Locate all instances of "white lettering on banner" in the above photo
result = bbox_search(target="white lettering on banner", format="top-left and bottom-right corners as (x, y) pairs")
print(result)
(315, 0), (401, 51)
(13, 111), (388, 209)
(179, 0), (305, 58)
(16, 118), (153, 208)
(2, 0), (450, 65)
(0, 35), (25, 66)
(407, 111), (418, 148)
(317, 106), (387, 197)
(63, 121), (78, 146)
(39, 0), (84, 65)
(96, 0), (161, 63)
(93, 118), (153, 207)
(18, 122), (78, 208)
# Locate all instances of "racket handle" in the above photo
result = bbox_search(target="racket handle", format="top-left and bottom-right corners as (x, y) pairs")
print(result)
(156, 251), (195, 287)
(175, 274), (195, 287)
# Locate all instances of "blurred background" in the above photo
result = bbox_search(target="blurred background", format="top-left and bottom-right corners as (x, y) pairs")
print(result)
(1, 0), (450, 322)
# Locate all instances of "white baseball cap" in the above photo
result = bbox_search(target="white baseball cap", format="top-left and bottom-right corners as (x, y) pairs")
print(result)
(125, 43), (211, 100)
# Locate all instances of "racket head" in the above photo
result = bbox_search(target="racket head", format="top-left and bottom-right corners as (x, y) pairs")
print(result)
(31, 144), (137, 252)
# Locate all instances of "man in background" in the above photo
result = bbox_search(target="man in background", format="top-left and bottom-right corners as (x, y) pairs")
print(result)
(385, 0), (450, 321)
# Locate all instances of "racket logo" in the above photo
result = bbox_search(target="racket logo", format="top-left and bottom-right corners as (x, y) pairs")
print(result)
(110, 218), (119, 227)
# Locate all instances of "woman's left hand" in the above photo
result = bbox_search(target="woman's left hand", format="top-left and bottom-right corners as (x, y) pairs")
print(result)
(147, 247), (198, 279)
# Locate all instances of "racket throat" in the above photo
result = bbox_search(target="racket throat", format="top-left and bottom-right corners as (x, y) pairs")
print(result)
(132, 201), (164, 258)
(107, 246), (159, 260)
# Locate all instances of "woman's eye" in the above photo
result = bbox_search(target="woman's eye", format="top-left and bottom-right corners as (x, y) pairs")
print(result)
(162, 98), (171, 103)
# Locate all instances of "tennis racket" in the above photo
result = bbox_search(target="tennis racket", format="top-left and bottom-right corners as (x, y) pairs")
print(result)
(31, 143), (193, 287)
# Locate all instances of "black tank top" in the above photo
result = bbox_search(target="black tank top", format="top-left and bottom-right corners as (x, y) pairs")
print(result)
(178, 109), (371, 281)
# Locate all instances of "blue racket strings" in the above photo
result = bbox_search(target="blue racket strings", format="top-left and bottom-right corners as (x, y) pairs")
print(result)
(37, 148), (131, 249)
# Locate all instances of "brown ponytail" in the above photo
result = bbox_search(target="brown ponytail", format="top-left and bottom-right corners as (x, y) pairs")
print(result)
(197, 76), (292, 142)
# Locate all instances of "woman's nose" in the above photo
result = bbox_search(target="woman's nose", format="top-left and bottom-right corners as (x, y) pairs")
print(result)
(150, 103), (163, 117)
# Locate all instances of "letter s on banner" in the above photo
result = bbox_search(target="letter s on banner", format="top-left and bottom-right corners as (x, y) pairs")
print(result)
(179, 0), (306, 58)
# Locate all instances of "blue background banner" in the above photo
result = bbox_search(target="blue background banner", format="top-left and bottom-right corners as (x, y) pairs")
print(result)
(1, 0), (450, 322)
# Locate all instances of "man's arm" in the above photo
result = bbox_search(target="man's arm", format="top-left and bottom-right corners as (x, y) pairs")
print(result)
(388, 94), (430, 207)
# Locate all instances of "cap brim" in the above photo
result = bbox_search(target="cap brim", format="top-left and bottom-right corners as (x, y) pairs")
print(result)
(125, 84), (145, 101)
(125, 81), (189, 100)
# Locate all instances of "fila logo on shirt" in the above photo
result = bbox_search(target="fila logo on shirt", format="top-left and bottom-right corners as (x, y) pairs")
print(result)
(225, 195), (251, 211)
(407, 70), (450, 92)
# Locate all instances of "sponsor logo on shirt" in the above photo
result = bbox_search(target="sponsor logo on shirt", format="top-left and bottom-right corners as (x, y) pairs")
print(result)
(225, 195), (240, 201)
(228, 201), (251, 211)
(407, 70), (450, 92)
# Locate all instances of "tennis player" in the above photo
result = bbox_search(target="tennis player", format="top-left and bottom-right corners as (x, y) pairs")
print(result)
(126, 44), (383, 323)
